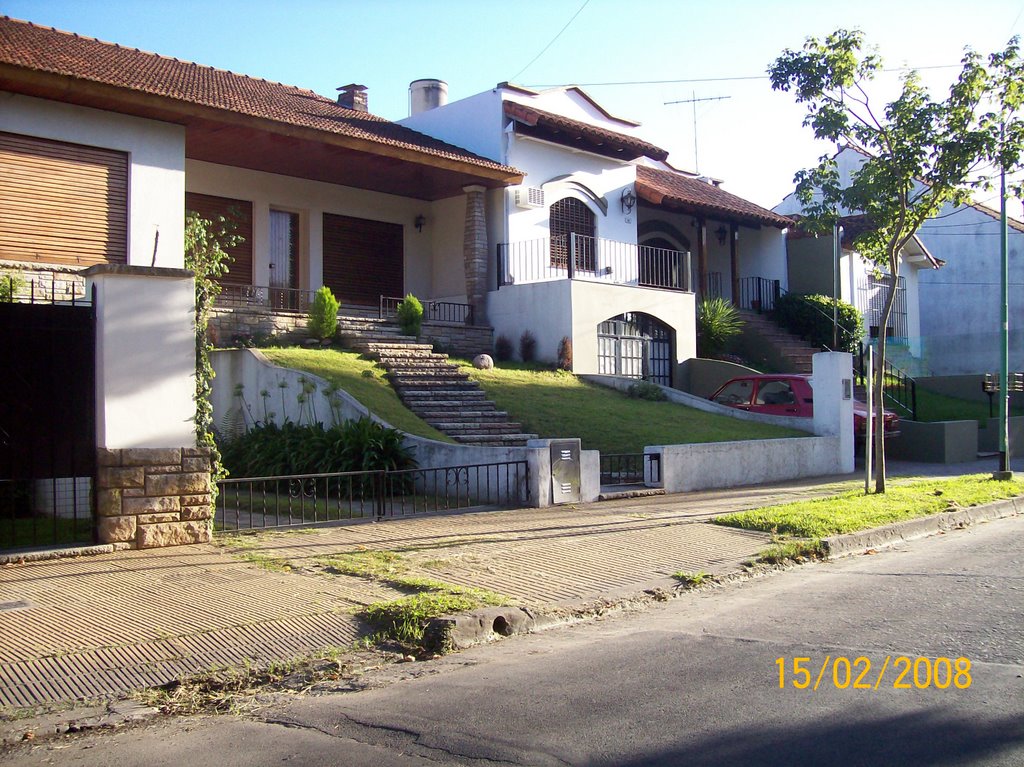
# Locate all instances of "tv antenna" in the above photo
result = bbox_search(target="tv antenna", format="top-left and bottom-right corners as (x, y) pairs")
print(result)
(665, 92), (731, 173)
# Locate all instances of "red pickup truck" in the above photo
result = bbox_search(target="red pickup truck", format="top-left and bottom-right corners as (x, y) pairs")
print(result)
(709, 374), (900, 438)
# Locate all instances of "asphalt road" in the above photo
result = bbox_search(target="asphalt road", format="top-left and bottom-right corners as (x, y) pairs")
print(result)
(7, 514), (1023, 766)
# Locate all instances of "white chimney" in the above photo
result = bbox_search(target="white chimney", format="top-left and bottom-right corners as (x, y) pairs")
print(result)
(409, 79), (448, 116)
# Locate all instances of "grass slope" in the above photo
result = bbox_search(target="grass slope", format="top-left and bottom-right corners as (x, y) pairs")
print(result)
(259, 348), (452, 442)
(459, 361), (807, 453)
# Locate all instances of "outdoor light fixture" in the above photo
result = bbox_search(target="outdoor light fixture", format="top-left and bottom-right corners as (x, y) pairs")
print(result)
(620, 187), (637, 214)
(715, 225), (728, 246)
(414, 214), (426, 232)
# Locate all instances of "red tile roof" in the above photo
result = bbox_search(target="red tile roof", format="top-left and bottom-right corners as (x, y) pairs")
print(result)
(635, 165), (792, 228)
(0, 16), (519, 177)
(504, 101), (668, 162)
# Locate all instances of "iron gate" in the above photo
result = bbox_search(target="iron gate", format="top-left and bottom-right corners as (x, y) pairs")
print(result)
(597, 312), (673, 386)
(1, 288), (96, 551)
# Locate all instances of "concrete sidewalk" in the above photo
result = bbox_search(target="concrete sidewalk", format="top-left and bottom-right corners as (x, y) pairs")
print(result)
(0, 459), (1013, 709)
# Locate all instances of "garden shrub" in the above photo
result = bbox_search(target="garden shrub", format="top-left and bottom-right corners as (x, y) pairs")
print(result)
(627, 380), (668, 401)
(396, 293), (424, 337)
(557, 336), (573, 371)
(494, 335), (514, 362)
(519, 330), (537, 363)
(697, 296), (743, 358)
(772, 293), (863, 353)
(307, 286), (340, 340)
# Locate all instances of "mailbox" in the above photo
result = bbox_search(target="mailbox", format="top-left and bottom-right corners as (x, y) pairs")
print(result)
(549, 439), (581, 504)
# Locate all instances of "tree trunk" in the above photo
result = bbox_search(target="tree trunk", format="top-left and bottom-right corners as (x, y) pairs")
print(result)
(872, 262), (901, 493)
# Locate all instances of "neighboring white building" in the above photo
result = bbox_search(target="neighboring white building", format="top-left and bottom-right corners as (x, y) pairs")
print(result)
(775, 145), (1023, 376)
(402, 82), (791, 384)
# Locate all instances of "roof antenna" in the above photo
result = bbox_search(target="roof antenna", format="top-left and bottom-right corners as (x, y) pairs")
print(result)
(665, 92), (731, 174)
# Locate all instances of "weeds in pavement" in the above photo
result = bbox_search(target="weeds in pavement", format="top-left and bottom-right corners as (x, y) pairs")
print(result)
(753, 539), (826, 565)
(672, 571), (713, 587)
(362, 582), (508, 648)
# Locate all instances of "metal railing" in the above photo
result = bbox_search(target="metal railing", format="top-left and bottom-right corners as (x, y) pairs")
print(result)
(702, 271), (723, 299)
(215, 284), (317, 313)
(498, 236), (692, 292)
(1, 272), (90, 305)
(216, 460), (530, 532)
(379, 295), (474, 325)
(738, 277), (781, 312)
(599, 453), (661, 487)
(856, 342), (917, 420)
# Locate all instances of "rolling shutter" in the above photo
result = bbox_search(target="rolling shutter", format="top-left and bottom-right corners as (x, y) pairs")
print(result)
(322, 213), (403, 306)
(185, 192), (254, 286)
(0, 132), (128, 266)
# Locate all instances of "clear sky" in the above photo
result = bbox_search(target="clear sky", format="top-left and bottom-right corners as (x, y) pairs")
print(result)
(4, 0), (1023, 209)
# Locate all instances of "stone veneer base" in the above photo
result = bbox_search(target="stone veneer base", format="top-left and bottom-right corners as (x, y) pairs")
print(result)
(96, 447), (213, 549)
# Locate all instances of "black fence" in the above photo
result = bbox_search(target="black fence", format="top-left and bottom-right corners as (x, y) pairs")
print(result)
(216, 284), (317, 313)
(738, 277), (782, 312)
(1, 286), (96, 551)
(379, 295), (474, 325)
(599, 453), (661, 487)
(855, 343), (918, 420)
(216, 460), (530, 532)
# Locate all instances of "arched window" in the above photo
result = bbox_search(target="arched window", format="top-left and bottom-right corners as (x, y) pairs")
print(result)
(549, 197), (595, 272)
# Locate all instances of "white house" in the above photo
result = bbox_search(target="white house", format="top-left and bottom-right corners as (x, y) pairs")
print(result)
(775, 145), (1023, 376)
(401, 82), (792, 384)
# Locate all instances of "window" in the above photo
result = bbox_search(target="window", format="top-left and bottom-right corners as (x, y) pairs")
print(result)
(713, 380), (754, 406)
(549, 197), (595, 272)
(755, 380), (796, 406)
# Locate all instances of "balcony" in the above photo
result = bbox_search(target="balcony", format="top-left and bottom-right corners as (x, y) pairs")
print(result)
(497, 235), (692, 292)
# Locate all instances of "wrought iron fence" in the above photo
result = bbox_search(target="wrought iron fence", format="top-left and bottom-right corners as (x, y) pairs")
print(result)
(1, 271), (90, 305)
(855, 342), (917, 420)
(599, 453), (661, 486)
(379, 296), (474, 325)
(498, 236), (691, 292)
(738, 277), (781, 312)
(701, 271), (723, 300)
(216, 284), (317, 313)
(216, 460), (530, 532)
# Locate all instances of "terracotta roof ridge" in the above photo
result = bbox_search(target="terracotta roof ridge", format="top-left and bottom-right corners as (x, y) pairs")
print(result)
(2, 15), (328, 101)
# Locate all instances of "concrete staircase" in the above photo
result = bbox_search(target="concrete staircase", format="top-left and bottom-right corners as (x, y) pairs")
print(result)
(737, 310), (819, 374)
(341, 319), (537, 446)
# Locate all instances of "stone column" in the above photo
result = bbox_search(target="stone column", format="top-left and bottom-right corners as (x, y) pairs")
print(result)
(463, 184), (488, 326)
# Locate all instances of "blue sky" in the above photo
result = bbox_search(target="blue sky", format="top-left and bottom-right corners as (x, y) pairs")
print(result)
(4, 0), (1023, 207)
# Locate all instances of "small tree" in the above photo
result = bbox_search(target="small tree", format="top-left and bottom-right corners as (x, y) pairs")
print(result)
(396, 293), (423, 336)
(307, 286), (340, 341)
(769, 29), (1016, 492)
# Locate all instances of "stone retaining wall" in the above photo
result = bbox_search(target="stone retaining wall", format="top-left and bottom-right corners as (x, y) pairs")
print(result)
(96, 447), (214, 549)
(0, 262), (87, 302)
(420, 320), (493, 357)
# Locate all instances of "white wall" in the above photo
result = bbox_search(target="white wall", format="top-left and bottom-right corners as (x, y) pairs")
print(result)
(89, 268), (197, 449)
(1, 92), (186, 269)
(489, 280), (574, 363)
(398, 89), (506, 162)
(187, 160), (463, 301)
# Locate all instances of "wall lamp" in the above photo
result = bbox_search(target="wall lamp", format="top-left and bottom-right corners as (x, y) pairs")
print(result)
(715, 225), (728, 246)
(414, 214), (426, 233)
(620, 187), (637, 214)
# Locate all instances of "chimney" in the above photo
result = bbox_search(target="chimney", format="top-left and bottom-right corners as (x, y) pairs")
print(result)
(409, 79), (448, 116)
(337, 84), (368, 112)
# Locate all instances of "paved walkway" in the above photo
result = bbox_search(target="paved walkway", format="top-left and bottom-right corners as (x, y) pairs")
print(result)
(0, 458), (1014, 708)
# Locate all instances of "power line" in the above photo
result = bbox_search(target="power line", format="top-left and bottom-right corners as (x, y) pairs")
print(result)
(510, 0), (592, 83)
(526, 64), (962, 89)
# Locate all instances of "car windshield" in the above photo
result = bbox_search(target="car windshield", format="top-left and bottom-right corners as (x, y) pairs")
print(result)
(713, 379), (754, 405)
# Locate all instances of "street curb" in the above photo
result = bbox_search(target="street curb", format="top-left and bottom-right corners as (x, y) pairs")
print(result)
(0, 542), (132, 567)
(423, 607), (558, 652)
(821, 496), (1023, 559)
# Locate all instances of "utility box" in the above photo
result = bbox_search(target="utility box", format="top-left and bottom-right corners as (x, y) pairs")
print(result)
(550, 439), (581, 504)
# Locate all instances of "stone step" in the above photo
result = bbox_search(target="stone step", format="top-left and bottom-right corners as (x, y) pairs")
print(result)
(400, 389), (489, 400)
(452, 434), (538, 446)
(395, 382), (481, 394)
(433, 424), (526, 436)
(358, 343), (436, 356)
(417, 409), (506, 419)
(376, 353), (450, 364)
(388, 368), (469, 379)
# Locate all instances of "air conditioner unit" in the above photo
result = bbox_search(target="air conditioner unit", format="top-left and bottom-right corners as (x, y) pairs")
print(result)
(514, 187), (545, 209)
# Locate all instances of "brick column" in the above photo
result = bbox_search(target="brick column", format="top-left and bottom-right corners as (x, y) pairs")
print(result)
(463, 184), (488, 326)
(96, 447), (214, 548)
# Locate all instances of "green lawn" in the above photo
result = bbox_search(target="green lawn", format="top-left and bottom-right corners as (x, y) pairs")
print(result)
(713, 474), (1024, 539)
(457, 361), (808, 453)
(912, 386), (1023, 423)
(259, 348), (452, 442)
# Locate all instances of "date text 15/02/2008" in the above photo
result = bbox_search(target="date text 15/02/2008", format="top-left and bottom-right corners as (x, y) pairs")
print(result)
(776, 656), (972, 691)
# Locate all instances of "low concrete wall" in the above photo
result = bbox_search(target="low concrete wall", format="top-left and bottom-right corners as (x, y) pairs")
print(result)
(675, 358), (760, 398)
(210, 349), (557, 506)
(648, 436), (844, 492)
(886, 420), (979, 463)
(978, 416), (1024, 454)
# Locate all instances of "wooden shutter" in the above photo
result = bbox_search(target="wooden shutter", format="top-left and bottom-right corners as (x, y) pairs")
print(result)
(322, 213), (403, 306)
(185, 192), (254, 285)
(0, 132), (128, 266)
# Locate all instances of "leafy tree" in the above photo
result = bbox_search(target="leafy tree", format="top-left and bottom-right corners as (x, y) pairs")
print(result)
(769, 29), (1020, 492)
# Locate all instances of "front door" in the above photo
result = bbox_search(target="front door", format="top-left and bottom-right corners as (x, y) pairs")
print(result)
(268, 210), (299, 310)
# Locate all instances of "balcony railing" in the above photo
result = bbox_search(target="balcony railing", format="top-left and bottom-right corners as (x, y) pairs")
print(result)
(215, 284), (316, 313)
(498, 235), (692, 292)
(379, 295), (474, 325)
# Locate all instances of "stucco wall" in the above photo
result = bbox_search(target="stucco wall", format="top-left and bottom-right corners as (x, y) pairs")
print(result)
(1, 92), (186, 269)
(398, 89), (505, 162)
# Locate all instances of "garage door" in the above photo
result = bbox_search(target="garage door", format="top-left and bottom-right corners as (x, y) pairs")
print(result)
(0, 132), (127, 267)
(322, 213), (403, 306)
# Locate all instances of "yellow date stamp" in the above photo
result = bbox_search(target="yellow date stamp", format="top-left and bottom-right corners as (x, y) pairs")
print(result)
(776, 656), (972, 690)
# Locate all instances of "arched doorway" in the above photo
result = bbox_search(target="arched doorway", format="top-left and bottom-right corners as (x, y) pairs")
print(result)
(597, 312), (673, 386)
